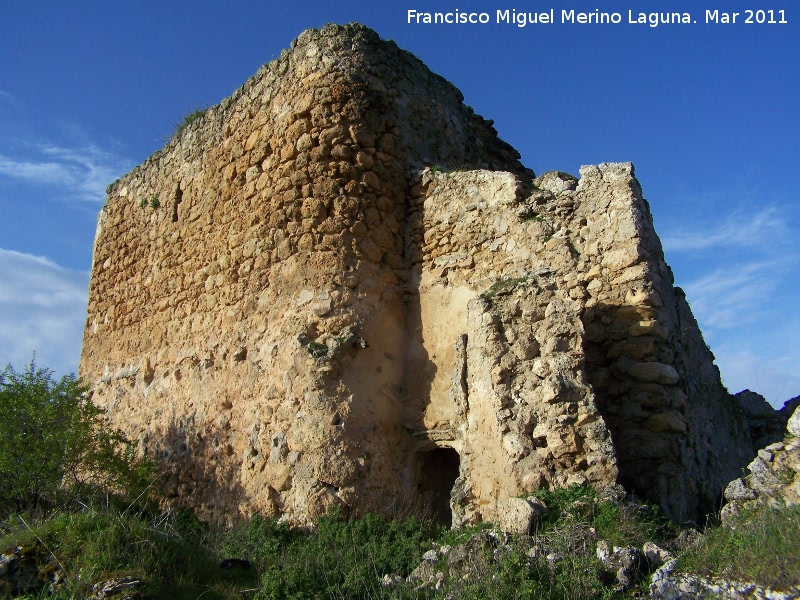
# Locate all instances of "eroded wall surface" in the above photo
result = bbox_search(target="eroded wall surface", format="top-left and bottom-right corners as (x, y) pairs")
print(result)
(410, 164), (753, 522)
(81, 23), (751, 525)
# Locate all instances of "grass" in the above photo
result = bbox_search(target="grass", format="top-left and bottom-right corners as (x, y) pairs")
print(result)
(532, 485), (675, 549)
(481, 276), (530, 302)
(426, 163), (484, 176)
(1, 508), (255, 599)
(426, 538), (615, 600)
(307, 340), (329, 358)
(137, 194), (161, 210)
(2, 486), (798, 598)
(243, 512), (437, 599)
(518, 207), (547, 223)
(677, 503), (800, 590)
(0, 507), (436, 600)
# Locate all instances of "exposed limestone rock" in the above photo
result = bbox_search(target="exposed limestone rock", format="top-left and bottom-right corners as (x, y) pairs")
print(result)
(81, 22), (753, 525)
(497, 497), (547, 535)
(91, 577), (143, 599)
(0, 542), (63, 597)
(595, 541), (647, 591)
(781, 396), (800, 422)
(651, 558), (800, 600)
(721, 406), (800, 523)
(642, 541), (673, 570)
(654, 405), (800, 598)
(788, 405), (800, 438)
(407, 530), (507, 591)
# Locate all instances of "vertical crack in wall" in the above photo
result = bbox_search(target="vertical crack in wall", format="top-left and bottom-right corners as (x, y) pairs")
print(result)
(450, 334), (468, 416)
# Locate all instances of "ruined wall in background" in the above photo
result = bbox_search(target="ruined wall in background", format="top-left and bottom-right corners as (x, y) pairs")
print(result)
(81, 23), (752, 526)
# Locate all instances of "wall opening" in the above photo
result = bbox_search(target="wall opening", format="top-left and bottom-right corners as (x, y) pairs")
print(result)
(417, 447), (460, 526)
(172, 187), (183, 223)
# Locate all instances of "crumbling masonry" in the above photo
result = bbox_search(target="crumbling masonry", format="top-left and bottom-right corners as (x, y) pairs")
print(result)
(80, 23), (753, 525)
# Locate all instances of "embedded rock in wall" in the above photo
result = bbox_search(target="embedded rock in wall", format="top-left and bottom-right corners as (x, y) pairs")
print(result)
(721, 404), (800, 523)
(80, 23), (752, 526)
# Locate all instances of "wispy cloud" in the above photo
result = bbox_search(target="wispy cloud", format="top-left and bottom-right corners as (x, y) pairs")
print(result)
(661, 189), (799, 403)
(0, 90), (25, 113)
(682, 260), (790, 329)
(0, 248), (89, 376)
(0, 143), (132, 202)
(662, 205), (792, 253)
(664, 199), (797, 330)
(715, 348), (800, 408)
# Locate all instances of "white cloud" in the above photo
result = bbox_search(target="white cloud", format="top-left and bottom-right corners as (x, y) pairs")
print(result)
(662, 205), (792, 253)
(665, 199), (797, 332)
(0, 157), (75, 185)
(0, 90), (21, 109)
(0, 143), (132, 203)
(0, 248), (89, 377)
(715, 348), (800, 408)
(681, 260), (789, 329)
(661, 193), (799, 403)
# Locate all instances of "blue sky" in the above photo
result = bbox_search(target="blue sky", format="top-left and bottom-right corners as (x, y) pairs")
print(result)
(1, 1), (798, 406)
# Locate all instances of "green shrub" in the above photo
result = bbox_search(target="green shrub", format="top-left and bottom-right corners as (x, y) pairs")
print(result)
(441, 546), (612, 600)
(481, 276), (529, 303)
(518, 208), (547, 223)
(219, 514), (298, 566)
(0, 360), (147, 517)
(530, 484), (674, 548)
(171, 106), (209, 140)
(247, 511), (437, 599)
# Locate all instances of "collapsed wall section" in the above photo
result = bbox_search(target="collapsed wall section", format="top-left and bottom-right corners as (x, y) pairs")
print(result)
(408, 163), (752, 523)
(403, 170), (619, 527)
(572, 165), (753, 520)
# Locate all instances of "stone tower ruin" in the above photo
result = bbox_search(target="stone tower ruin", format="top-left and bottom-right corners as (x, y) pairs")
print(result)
(80, 23), (753, 525)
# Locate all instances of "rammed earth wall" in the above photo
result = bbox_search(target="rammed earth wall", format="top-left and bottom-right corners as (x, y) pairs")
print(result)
(81, 23), (752, 525)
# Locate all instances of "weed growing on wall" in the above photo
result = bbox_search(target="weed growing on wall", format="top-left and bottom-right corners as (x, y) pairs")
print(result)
(170, 106), (209, 140)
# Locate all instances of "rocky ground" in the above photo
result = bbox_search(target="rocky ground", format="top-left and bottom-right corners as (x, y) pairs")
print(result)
(3, 400), (798, 598)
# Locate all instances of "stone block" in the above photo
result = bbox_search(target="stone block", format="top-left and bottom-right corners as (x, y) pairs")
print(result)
(498, 497), (544, 535)
(629, 362), (679, 385)
(788, 406), (800, 438)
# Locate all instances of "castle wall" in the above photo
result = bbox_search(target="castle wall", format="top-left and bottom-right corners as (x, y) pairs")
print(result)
(81, 23), (525, 522)
(405, 169), (619, 526)
(81, 23), (752, 526)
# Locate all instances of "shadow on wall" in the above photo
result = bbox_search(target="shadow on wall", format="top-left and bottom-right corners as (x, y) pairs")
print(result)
(582, 300), (752, 522)
(150, 416), (255, 523)
(400, 277), (467, 527)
